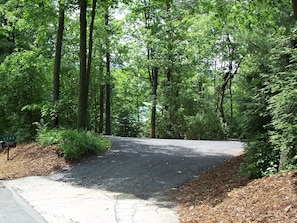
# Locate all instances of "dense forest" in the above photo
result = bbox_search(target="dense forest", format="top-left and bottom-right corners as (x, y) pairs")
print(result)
(0, 0), (296, 178)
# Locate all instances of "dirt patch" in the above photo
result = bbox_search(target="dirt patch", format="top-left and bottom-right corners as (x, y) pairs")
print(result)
(175, 154), (297, 223)
(0, 144), (70, 180)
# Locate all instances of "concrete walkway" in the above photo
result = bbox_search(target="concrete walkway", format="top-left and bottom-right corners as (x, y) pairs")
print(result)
(0, 181), (46, 223)
(1, 137), (244, 223)
(6, 176), (177, 223)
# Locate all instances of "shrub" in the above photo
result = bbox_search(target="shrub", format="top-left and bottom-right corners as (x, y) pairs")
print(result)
(268, 77), (297, 171)
(240, 134), (280, 178)
(36, 127), (111, 161)
(185, 112), (225, 140)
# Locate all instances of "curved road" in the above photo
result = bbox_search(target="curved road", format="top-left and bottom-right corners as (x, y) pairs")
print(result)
(6, 136), (244, 223)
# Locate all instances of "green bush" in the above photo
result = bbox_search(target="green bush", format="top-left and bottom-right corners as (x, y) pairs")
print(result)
(36, 127), (111, 161)
(240, 134), (280, 178)
(185, 112), (225, 140)
(0, 51), (50, 142)
(268, 75), (297, 171)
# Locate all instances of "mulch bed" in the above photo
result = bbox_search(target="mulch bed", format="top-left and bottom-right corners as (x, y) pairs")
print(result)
(174, 154), (297, 223)
(0, 144), (70, 180)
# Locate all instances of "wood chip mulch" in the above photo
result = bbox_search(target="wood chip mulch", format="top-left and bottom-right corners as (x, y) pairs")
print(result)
(174, 154), (297, 223)
(0, 143), (70, 180)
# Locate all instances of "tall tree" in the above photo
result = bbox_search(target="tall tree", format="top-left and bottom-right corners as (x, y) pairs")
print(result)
(84, 0), (98, 130)
(77, 0), (88, 129)
(218, 35), (243, 127)
(87, 0), (97, 83)
(105, 8), (111, 135)
(52, 3), (65, 127)
(99, 67), (105, 134)
(143, 0), (159, 138)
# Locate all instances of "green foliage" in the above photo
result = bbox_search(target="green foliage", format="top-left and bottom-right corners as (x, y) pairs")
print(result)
(237, 13), (297, 178)
(0, 0), (296, 178)
(235, 52), (277, 178)
(269, 86), (297, 170)
(156, 90), (225, 140)
(185, 112), (225, 140)
(36, 126), (111, 161)
(266, 30), (297, 171)
(115, 109), (141, 137)
(240, 134), (279, 179)
(0, 50), (51, 141)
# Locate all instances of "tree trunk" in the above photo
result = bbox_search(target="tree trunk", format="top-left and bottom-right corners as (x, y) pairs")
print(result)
(99, 81), (105, 134)
(219, 61), (241, 129)
(86, 0), (97, 83)
(229, 78), (233, 119)
(144, 1), (159, 138)
(85, 0), (97, 130)
(52, 5), (64, 128)
(165, 2), (173, 135)
(105, 11), (111, 135)
(219, 69), (230, 126)
(292, 0), (297, 20)
(150, 67), (158, 138)
(77, 0), (88, 129)
(219, 38), (242, 130)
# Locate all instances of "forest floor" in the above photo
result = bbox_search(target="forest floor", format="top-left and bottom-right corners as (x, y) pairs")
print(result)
(1, 144), (297, 222)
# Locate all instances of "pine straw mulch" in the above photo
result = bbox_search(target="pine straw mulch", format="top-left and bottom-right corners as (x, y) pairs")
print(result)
(174, 154), (297, 223)
(1, 144), (297, 222)
(0, 143), (70, 180)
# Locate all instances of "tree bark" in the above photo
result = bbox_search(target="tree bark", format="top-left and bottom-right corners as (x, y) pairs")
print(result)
(165, 2), (173, 135)
(77, 0), (88, 129)
(86, 0), (97, 83)
(150, 67), (158, 138)
(144, 0), (159, 138)
(52, 5), (64, 128)
(105, 11), (111, 135)
(219, 36), (242, 129)
(99, 81), (105, 134)
(229, 78), (233, 119)
(85, 0), (97, 130)
(219, 69), (230, 125)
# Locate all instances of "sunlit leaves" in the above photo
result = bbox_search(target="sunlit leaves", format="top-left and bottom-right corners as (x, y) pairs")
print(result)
(0, 50), (51, 139)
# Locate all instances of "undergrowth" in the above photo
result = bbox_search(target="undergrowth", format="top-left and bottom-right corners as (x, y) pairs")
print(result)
(36, 126), (111, 161)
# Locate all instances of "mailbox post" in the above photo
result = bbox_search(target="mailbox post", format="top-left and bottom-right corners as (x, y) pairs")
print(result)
(0, 136), (17, 160)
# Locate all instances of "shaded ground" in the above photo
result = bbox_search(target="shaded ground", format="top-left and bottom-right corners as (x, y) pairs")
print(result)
(1, 140), (297, 222)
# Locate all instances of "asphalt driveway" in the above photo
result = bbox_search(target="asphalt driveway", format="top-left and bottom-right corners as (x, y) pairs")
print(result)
(5, 136), (244, 223)
(57, 136), (244, 199)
